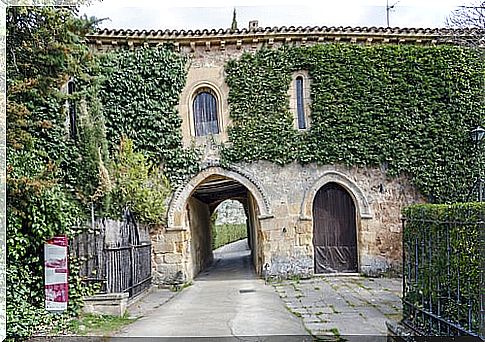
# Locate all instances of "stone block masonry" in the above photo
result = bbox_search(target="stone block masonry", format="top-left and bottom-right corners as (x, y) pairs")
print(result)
(153, 160), (423, 285)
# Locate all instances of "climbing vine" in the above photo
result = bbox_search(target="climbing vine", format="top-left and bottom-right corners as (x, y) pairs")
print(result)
(108, 137), (172, 225)
(98, 47), (200, 186)
(222, 44), (484, 202)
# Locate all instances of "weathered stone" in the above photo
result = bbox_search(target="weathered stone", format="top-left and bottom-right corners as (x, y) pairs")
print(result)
(214, 199), (246, 225)
(174, 241), (185, 254)
(153, 241), (174, 254)
(142, 82), (422, 283)
(83, 293), (129, 317)
(298, 234), (312, 247)
(164, 253), (183, 264)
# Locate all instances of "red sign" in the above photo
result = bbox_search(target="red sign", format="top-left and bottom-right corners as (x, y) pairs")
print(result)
(44, 236), (68, 312)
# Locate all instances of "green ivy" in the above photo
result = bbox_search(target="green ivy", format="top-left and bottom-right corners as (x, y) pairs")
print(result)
(97, 47), (200, 187)
(222, 45), (484, 202)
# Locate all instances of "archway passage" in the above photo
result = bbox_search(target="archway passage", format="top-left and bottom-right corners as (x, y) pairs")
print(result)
(186, 174), (262, 279)
(313, 182), (358, 273)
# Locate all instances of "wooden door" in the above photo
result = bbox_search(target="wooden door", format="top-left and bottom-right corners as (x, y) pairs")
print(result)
(313, 183), (357, 273)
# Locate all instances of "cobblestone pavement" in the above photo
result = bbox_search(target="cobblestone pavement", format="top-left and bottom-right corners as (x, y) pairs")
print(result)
(272, 275), (402, 340)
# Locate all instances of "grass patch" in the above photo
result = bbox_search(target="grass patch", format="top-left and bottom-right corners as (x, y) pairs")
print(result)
(66, 313), (136, 336)
(344, 298), (356, 308)
(170, 281), (193, 292)
(328, 327), (341, 337)
(212, 223), (247, 250)
(384, 313), (403, 321)
(352, 280), (372, 291)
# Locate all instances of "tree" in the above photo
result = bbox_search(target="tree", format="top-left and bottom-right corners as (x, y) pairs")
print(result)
(446, 0), (485, 46)
(6, 6), (107, 338)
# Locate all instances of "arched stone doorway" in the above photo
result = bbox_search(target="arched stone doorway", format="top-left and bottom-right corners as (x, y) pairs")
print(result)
(312, 182), (358, 274)
(165, 167), (271, 281)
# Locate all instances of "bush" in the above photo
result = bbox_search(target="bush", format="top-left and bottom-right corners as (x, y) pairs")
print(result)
(108, 137), (171, 225)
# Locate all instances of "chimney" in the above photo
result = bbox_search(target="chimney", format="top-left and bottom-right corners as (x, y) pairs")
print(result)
(249, 20), (259, 30)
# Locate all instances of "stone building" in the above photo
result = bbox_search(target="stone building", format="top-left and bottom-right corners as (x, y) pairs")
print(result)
(87, 24), (475, 285)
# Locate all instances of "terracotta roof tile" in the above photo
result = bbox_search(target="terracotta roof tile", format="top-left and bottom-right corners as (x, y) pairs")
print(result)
(87, 25), (483, 46)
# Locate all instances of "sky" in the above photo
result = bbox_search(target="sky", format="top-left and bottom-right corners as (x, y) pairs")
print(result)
(79, 0), (471, 31)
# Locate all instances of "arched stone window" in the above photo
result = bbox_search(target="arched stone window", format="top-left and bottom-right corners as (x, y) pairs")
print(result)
(193, 88), (219, 136)
(296, 76), (306, 129)
(67, 79), (77, 140)
(289, 71), (311, 130)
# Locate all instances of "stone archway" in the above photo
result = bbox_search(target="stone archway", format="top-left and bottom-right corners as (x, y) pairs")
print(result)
(164, 166), (272, 281)
(167, 166), (272, 231)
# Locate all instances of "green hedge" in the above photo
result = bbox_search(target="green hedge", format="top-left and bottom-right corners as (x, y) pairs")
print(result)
(223, 45), (484, 203)
(212, 224), (248, 250)
(402, 202), (484, 336)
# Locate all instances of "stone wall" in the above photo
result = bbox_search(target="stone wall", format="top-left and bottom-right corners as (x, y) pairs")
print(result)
(187, 197), (213, 277)
(150, 227), (189, 285)
(230, 161), (424, 277)
(150, 38), (425, 284)
(154, 161), (424, 285)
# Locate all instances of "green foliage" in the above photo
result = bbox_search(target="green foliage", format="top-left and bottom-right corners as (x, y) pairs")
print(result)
(6, 6), (108, 339)
(223, 49), (297, 165)
(402, 203), (483, 335)
(98, 47), (200, 186)
(60, 313), (136, 336)
(211, 223), (248, 250)
(222, 45), (484, 202)
(108, 137), (171, 224)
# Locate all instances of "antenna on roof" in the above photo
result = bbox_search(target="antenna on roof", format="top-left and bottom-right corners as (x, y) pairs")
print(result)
(231, 8), (238, 31)
(386, 0), (400, 27)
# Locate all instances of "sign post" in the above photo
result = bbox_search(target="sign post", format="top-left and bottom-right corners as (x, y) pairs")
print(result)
(44, 236), (68, 313)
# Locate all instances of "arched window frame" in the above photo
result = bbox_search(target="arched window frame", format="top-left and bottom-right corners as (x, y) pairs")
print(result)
(289, 71), (311, 131)
(61, 77), (77, 140)
(296, 76), (306, 129)
(189, 84), (223, 137)
(67, 78), (77, 140)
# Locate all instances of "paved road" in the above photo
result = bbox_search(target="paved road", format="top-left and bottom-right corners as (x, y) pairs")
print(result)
(114, 239), (310, 341)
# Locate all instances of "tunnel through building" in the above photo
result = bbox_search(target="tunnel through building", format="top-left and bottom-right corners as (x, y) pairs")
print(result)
(212, 199), (248, 251)
(186, 174), (262, 278)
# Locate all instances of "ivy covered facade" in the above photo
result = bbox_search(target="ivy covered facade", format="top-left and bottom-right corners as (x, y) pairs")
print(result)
(87, 25), (484, 282)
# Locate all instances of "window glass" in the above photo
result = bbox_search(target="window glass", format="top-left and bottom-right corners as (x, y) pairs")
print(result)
(67, 80), (77, 139)
(296, 76), (306, 129)
(193, 90), (219, 136)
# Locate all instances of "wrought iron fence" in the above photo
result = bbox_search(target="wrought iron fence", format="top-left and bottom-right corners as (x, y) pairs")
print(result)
(402, 204), (484, 338)
(70, 210), (152, 298)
